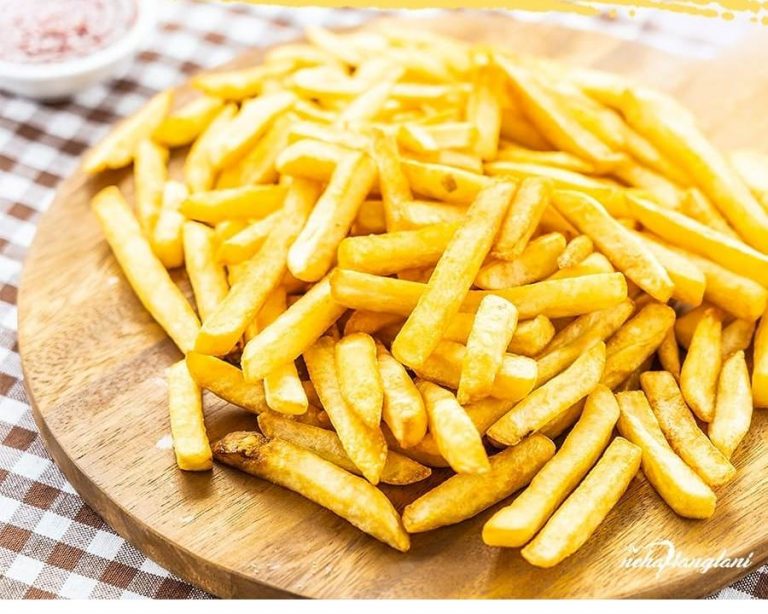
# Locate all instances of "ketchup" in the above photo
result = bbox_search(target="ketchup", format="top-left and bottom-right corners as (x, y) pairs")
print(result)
(0, 0), (137, 64)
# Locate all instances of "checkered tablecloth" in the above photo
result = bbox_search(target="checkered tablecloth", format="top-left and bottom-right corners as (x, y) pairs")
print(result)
(0, 0), (765, 600)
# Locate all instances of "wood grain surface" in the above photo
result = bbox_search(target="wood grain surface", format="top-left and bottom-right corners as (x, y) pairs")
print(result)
(17, 14), (768, 599)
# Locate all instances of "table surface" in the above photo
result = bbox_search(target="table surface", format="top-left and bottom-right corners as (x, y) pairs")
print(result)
(1, 0), (766, 600)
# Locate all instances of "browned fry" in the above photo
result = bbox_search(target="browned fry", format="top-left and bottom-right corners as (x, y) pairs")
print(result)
(492, 177), (549, 260)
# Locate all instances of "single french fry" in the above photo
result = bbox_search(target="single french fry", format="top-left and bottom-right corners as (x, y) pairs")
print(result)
(496, 144), (596, 174)
(337, 223), (458, 276)
(626, 193), (768, 287)
(417, 381), (490, 474)
(182, 222), (229, 323)
(257, 411), (429, 485)
(345, 311), (404, 336)
(376, 343), (428, 448)
(557, 234), (593, 269)
(545, 299), (634, 355)
(553, 190), (673, 302)
(83, 90), (172, 173)
(548, 252), (614, 280)
(466, 60), (502, 160)
(335, 333), (384, 428)
(288, 152), (377, 282)
(351, 199), (387, 235)
(181, 185), (286, 224)
(500, 105), (551, 150)
(521, 437), (640, 568)
(370, 128), (412, 231)
(632, 233), (705, 307)
(623, 88), (768, 252)
(196, 179), (319, 356)
(487, 342), (605, 446)
(403, 434), (554, 533)
(209, 92), (295, 169)
(400, 158), (492, 204)
(192, 60), (294, 100)
(276, 138), (348, 181)
(476, 233), (566, 290)
(392, 182), (514, 368)
(601, 303), (675, 390)
(134, 139), (168, 234)
(616, 391), (716, 519)
(184, 103), (237, 193)
(721, 319), (756, 358)
(167, 360), (211, 471)
(679, 308), (723, 422)
(483, 384), (619, 548)
(154, 95), (224, 147)
(443, 313), (554, 357)
(401, 199), (468, 228)
(641, 371), (735, 486)
(304, 337), (387, 484)
(679, 188), (739, 239)
(186, 352), (267, 413)
(457, 295), (518, 404)
(242, 276), (346, 381)
(212, 432), (409, 551)
(415, 340), (537, 403)
(91, 187), (200, 353)
(152, 181), (188, 269)
(658, 329), (682, 382)
(216, 213), (280, 266)
(258, 288), (308, 416)
(613, 159), (681, 208)
(710, 351), (753, 460)
(492, 177), (549, 260)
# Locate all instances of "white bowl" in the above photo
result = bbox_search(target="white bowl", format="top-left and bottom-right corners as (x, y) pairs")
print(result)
(0, 0), (157, 100)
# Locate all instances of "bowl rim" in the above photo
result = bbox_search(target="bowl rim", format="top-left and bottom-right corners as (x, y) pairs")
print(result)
(0, 0), (157, 81)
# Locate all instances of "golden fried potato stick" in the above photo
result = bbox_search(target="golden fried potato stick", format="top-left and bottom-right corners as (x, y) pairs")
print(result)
(521, 437), (640, 568)
(376, 343), (427, 448)
(351, 199), (387, 235)
(496, 57), (623, 170)
(679, 188), (738, 239)
(186, 352), (267, 413)
(487, 342), (605, 447)
(183, 103), (237, 193)
(491, 177), (549, 260)
(167, 360), (211, 471)
(557, 234), (593, 269)
(335, 333), (384, 428)
(181, 185), (286, 225)
(496, 144), (596, 174)
(548, 252), (614, 280)
(476, 233), (566, 290)
(483, 384), (619, 548)
(632, 233), (705, 307)
(613, 159), (681, 209)
(304, 337), (387, 484)
(710, 351), (752, 460)
(196, 179), (319, 356)
(337, 223), (458, 276)
(721, 319), (756, 358)
(182, 222), (229, 323)
(500, 108), (551, 150)
(344, 311), (404, 336)
(657, 329), (682, 382)
(209, 92), (295, 169)
(257, 412), (429, 485)
(213, 431), (409, 551)
(641, 371), (735, 486)
(217, 113), (293, 189)
(417, 381), (490, 474)
(754, 313), (768, 408)
(545, 299), (634, 355)
(458, 296), (518, 404)
(401, 200), (468, 228)
(443, 314), (554, 357)
(623, 89), (768, 252)
(601, 303), (675, 390)
(616, 391), (716, 519)
(466, 60), (502, 160)
(276, 138), (348, 181)
(400, 159), (492, 205)
(154, 95), (224, 148)
(415, 340), (537, 403)
(627, 192), (768, 288)
(402, 434), (555, 533)
(216, 212), (279, 266)
(153, 181), (188, 269)
(369, 128), (411, 231)
(134, 139), (168, 234)
(330, 269), (628, 320)
(192, 60), (294, 100)
(83, 90), (172, 173)
(258, 288), (308, 416)
(679, 308), (722, 422)
(91, 187), (200, 353)
(552, 190), (673, 302)
(288, 152), (377, 282)
(289, 121), (369, 150)
(392, 182), (514, 368)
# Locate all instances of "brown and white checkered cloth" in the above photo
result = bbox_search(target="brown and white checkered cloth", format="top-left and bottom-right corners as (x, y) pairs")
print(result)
(0, 0), (765, 600)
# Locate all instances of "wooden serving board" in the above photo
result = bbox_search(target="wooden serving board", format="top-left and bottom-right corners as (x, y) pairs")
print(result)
(17, 14), (768, 599)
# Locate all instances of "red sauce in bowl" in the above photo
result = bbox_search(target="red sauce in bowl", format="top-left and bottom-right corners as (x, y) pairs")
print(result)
(0, 0), (137, 64)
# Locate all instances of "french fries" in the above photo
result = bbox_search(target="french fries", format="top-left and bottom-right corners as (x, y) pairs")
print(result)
(710, 351), (753, 460)
(185, 352), (267, 414)
(483, 385), (619, 548)
(213, 432), (409, 551)
(377, 343), (428, 448)
(476, 233), (566, 290)
(134, 139), (169, 235)
(641, 371), (736, 487)
(335, 333), (384, 428)
(167, 360), (211, 471)
(679, 308), (722, 422)
(402, 434), (555, 532)
(183, 222), (229, 322)
(154, 95), (224, 147)
(491, 177), (549, 260)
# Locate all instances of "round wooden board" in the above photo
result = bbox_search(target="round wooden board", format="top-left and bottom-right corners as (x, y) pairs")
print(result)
(18, 14), (768, 599)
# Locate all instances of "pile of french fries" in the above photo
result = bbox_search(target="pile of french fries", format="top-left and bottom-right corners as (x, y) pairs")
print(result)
(84, 24), (768, 568)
